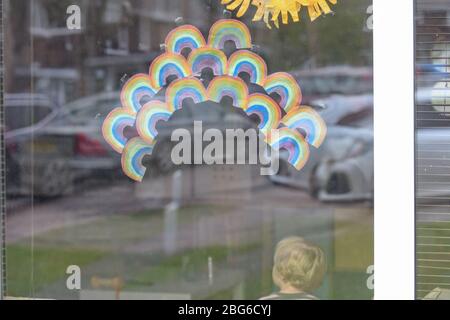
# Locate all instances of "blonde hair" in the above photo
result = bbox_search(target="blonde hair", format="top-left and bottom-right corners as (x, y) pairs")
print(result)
(272, 237), (326, 292)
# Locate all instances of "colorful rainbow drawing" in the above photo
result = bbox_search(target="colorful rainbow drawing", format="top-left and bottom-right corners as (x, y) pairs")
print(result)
(136, 100), (173, 144)
(245, 94), (281, 136)
(208, 19), (252, 50)
(266, 127), (310, 171)
(103, 19), (328, 182)
(102, 107), (136, 154)
(165, 25), (206, 55)
(188, 47), (228, 76)
(264, 72), (302, 113)
(121, 137), (155, 182)
(228, 50), (268, 85)
(149, 52), (192, 89)
(166, 77), (208, 110)
(207, 75), (249, 108)
(281, 106), (327, 148)
(120, 74), (156, 114)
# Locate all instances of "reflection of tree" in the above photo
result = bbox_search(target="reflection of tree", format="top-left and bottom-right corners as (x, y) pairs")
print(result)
(6, 0), (32, 92)
(5, 0), (372, 98)
(258, 0), (372, 71)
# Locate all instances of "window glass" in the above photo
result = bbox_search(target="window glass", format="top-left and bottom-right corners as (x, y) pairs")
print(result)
(4, 0), (374, 300)
(415, 0), (450, 300)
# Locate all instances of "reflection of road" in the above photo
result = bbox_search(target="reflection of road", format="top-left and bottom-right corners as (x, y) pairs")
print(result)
(6, 181), (164, 243)
(7, 170), (370, 245)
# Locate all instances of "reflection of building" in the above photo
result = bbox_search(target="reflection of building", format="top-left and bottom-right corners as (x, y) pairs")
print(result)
(4, 0), (224, 107)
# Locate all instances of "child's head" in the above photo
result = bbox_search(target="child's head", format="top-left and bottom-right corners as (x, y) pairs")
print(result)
(272, 237), (326, 293)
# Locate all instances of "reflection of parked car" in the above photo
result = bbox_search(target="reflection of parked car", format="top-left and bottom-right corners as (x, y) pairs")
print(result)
(417, 128), (450, 199)
(6, 94), (58, 195)
(6, 92), (121, 197)
(313, 127), (373, 202)
(416, 87), (450, 129)
(292, 66), (373, 103)
(7, 91), (256, 195)
(270, 94), (374, 202)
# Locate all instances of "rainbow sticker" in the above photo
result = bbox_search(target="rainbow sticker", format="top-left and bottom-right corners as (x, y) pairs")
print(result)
(136, 101), (173, 144)
(120, 74), (156, 114)
(245, 94), (281, 136)
(264, 72), (302, 113)
(281, 106), (327, 148)
(166, 77), (208, 110)
(102, 107), (136, 153)
(121, 137), (155, 182)
(102, 19), (328, 181)
(228, 50), (267, 85)
(149, 52), (192, 89)
(207, 75), (249, 108)
(266, 127), (310, 171)
(165, 25), (206, 55)
(208, 19), (252, 50)
(188, 47), (228, 76)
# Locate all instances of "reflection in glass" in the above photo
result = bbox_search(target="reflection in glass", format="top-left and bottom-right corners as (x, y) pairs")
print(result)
(4, 0), (373, 300)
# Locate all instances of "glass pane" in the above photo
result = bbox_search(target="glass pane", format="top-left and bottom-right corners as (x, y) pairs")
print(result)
(415, 0), (450, 300)
(4, 0), (374, 300)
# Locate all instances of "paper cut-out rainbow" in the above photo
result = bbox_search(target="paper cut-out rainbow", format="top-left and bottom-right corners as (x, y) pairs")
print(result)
(102, 19), (327, 182)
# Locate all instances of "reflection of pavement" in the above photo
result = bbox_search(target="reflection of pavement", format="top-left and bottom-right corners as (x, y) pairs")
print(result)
(129, 177), (363, 254)
(7, 165), (370, 244)
(6, 182), (163, 243)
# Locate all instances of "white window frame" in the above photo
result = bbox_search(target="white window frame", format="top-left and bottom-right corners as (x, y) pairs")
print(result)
(373, 0), (415, 300)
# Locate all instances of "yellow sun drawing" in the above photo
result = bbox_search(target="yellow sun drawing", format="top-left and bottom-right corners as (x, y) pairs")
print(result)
(221, 0), (337, 28)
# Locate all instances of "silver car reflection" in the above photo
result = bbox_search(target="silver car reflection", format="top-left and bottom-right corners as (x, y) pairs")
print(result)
(270, 94), (374, 202)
